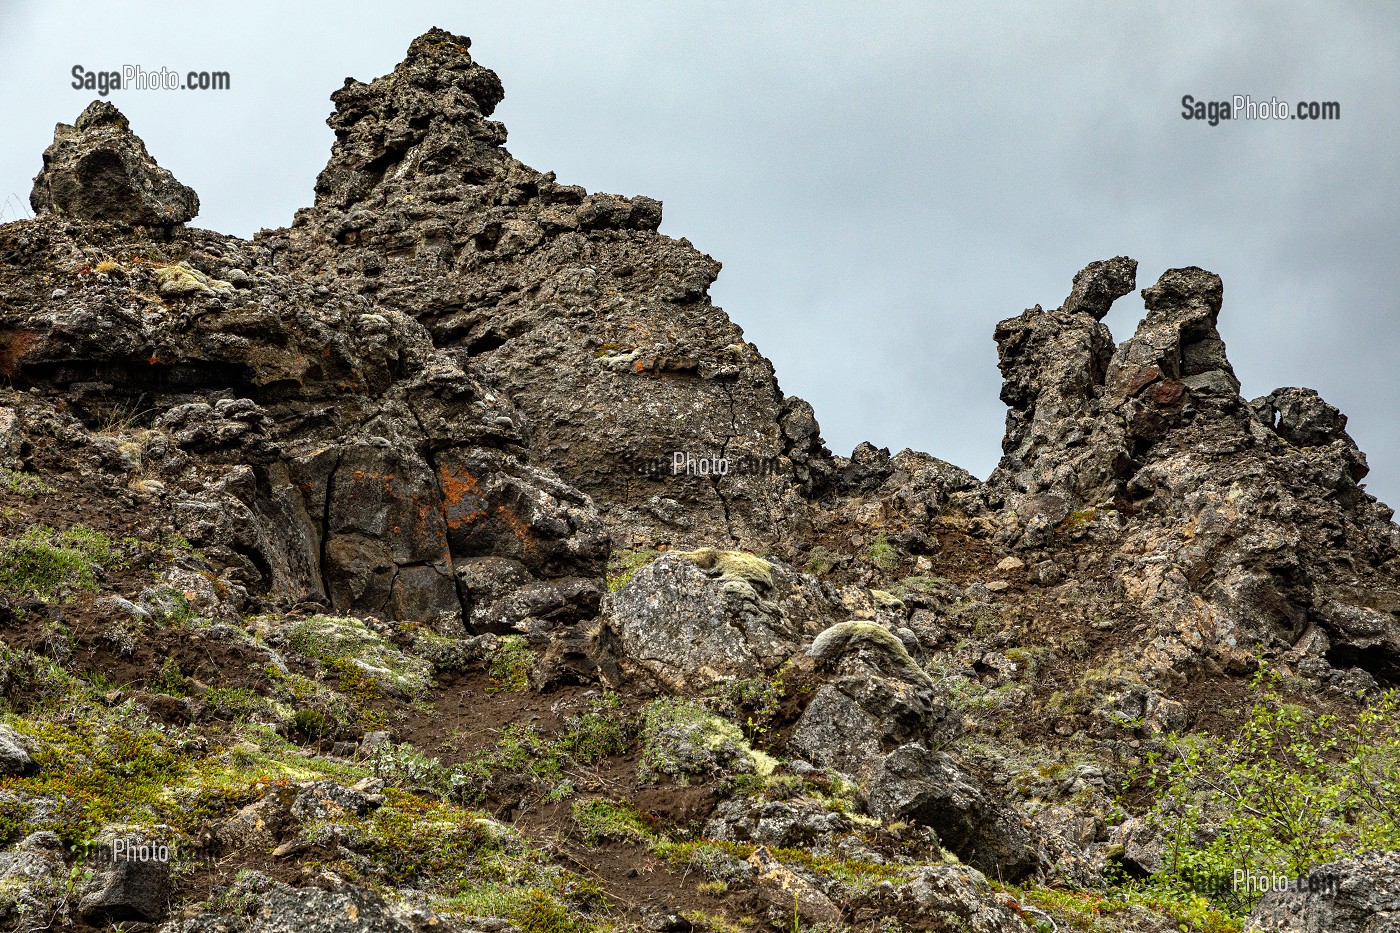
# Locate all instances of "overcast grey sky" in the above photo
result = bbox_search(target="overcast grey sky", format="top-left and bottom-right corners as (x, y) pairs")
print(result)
(2, 1), (1396, 508)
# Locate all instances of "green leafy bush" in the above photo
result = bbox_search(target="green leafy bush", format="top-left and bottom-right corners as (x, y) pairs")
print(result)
(1142, 666), (1400, 912)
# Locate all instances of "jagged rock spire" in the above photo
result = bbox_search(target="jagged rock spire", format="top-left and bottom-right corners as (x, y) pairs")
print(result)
(311, 27), (510, 212)
(30, 100), (199, 227)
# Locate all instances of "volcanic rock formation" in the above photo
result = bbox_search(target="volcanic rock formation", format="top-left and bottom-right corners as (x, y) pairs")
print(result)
(2, 25), (1398, 933)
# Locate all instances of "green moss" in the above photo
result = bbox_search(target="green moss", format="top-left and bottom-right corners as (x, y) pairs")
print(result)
(283, 615), (430, 698)
(639, 698), (771, 783)
(487, 635), (533, 693)
(0, 524), (121, 602)
(0, 469), (51, 498)
(605, 548), (658, 593)
(413, 631), (481, 672)
(1008, 883), (1242, 933)
(571, 798), (653, 846)
(2, 709), (187, 847)
(870, 589), (905, 609)
(677, 548), (773, 591)
(154, 261), (232, 296)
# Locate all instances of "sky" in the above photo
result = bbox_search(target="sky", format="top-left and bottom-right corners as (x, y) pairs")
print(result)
(2, 1), (1397, 508)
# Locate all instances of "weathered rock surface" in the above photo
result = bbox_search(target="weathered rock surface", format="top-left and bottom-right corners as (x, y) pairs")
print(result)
(987, 259), (1400, 687)
(31, 100), (199, 227)
(2, 26), (1400, 933)
(0, 182), (608, 630)
(866, 743), (1044, 880)
(610, 550), (836, 690)
(77, 825), (174, 923)
(273, 27), (835, 548)
(0, 724), (34, 775)
(851, 865), (1032, 932)
(1245, 851), (1400, 932)
(159, 870), (465, 933)
(0, 832), (70, 930)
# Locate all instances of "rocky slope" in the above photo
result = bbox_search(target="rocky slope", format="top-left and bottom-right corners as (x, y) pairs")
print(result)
(0, 27), (1397, 933)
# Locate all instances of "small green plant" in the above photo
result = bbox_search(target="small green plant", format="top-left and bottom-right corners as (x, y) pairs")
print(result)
(0, 469), (51, 498)
(868, 532), (898, 573)
(706, 674), (783, 745)
(571, 798), (652, 846)
(0, 524), (120, 602)
(605, 549), (658, 593)
(151, 656), (191, 696)
(291, 708), (330, 740)
(204, 687), (260, 721)
(487, 635), (533, 693)
(801, 545), (839, 576)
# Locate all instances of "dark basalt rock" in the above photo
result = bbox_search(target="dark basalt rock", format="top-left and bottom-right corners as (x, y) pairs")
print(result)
(31, 101), (199, 228)
(988, 258), (1400, 687)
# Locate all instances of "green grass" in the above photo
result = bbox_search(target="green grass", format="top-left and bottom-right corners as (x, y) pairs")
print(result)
(0, 524), (121, 602)
(1007, 883), (1242, 933)
(486, 635), (534, 693)
(604, 549), (658, 593)
(571, 798), (652, 845)
(868, 532), (898, 573)
(0, 469), (51, 498)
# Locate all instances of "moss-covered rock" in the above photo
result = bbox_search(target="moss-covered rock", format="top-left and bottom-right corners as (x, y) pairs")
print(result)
(275, 615), (431, 699)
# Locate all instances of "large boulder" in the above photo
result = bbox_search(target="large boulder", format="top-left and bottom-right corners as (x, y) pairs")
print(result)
(851, 865), (1032, 932)
(78, 826), (174, 924)
(30, 101), (199, 227)
(610, 550), (835, 691)
(866, 743), (1044, 880)
(157, 870), (460, 933)
(1246, 851), (1400, 932)
(792, 621), (1042, 879)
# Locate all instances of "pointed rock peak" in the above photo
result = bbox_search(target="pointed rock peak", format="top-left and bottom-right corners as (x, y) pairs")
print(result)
(1061, 255), (1137, 320)
(311, 28), (508, 212)
(1111, 265), (1238, 401)
(404, 27), (476, 67)
(1141, 265), (1224, 322)
(74, 99), (129, 130)
(29, 100), (199, 228)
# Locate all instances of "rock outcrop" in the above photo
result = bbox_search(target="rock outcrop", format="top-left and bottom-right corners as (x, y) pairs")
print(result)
(31, 100), (199, 228)
(272, 27), (834, 548)
(2, 26), (1399, 933)
(1245, 852), (1400, 932)
(988, 259), (1400, 688)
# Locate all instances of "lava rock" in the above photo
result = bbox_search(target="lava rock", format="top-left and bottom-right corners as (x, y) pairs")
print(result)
(30, 100), (199, 227)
